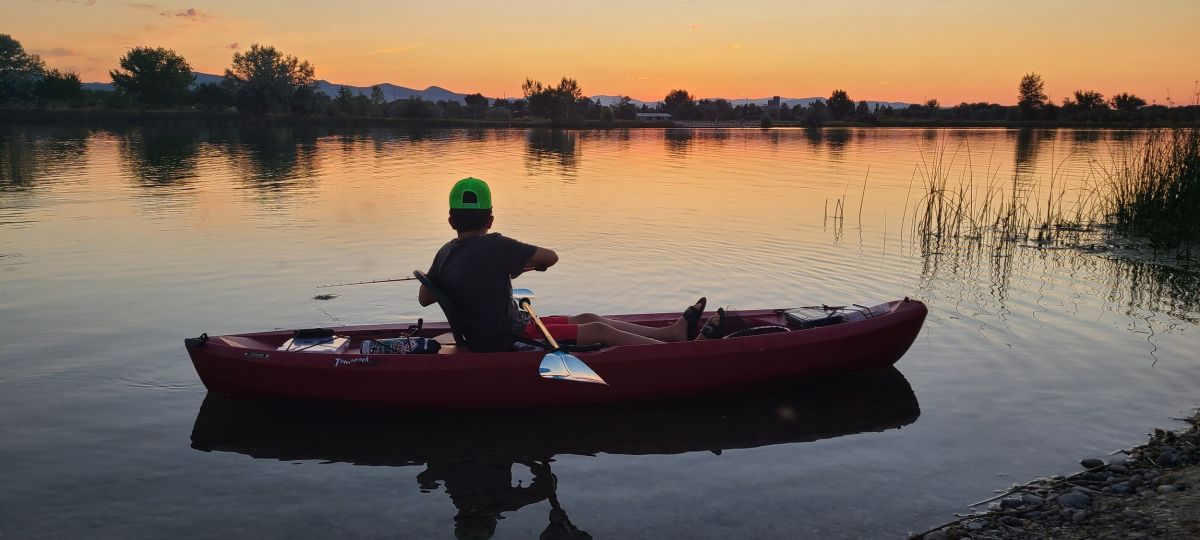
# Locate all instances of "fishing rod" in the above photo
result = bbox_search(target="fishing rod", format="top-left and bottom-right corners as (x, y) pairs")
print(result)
(318, 266), (542, 288)
(317, 276), (419, 288)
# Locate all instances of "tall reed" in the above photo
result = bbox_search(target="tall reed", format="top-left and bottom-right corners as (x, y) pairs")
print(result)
(1101, 127), (1200, 246)
(911, 133), (1102, 249)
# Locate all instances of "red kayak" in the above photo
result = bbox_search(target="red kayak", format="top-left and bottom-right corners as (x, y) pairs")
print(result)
(184, 298), (927, 409)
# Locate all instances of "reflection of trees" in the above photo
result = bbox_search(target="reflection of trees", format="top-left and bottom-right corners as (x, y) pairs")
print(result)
(1013, 129), (1060, 179)
(799, 128), (853, 156)
(525, 129), (578, 175)
(663, 128), (694, 158)
(803, 127), (823, 148)
(116, 127), (200, 187)
(0, 126), (89, 191)
(825, 128), (851, 157)
(219, 126), (320, 194)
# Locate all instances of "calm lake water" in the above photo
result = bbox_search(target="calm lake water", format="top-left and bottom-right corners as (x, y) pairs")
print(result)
(2, 125), (1197, 539)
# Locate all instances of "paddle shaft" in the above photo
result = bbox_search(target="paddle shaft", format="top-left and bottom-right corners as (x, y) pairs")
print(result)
(520, 299), (560, 349)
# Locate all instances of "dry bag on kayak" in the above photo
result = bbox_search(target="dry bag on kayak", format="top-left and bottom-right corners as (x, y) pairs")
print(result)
(360, 337), (441, 355)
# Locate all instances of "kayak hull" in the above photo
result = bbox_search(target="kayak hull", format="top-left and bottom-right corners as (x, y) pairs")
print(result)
(185, 299), (928, 409)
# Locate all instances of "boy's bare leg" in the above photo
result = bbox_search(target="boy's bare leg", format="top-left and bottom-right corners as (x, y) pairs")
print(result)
(575, 322), (666, 346)
(567, 313), (687, 342)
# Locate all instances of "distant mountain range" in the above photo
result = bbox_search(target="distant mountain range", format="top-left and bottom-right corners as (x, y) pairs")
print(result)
(81, 72), (468, 104)
(82, 72), (912, 109)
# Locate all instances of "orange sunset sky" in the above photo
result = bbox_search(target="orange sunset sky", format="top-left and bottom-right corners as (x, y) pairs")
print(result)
(5, 0), (1199, 105)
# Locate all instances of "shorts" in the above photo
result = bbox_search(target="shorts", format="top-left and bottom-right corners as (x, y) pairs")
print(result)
(522, 315), (579, 341)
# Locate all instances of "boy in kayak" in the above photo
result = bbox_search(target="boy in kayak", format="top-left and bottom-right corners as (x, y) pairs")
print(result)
(418, 177), (707, 352)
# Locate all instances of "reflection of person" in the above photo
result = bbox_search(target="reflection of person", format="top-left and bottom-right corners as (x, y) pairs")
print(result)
(418, 177), (709, 352)
(417, 460), (590, 540)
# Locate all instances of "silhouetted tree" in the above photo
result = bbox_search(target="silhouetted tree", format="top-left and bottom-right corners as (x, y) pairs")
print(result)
(0, 34), (46, 105)
(613, 96), (639, 120)
(223, 44), (316, 114)
(805, 101), (828, 127)
(1071, 90), (1106, 110)
(827, 90), (855, 120)
(734, 103), (764, 121)
(334, 86), (355, 115)
(388, 96), (442, 119)
(1109, 93), (1146, 112)
(1017, 72), (1047, 119)
(110, 46), (193, 107)
(463, 93), (488, 118)
(1040, 101), (1060, 122)
(439, 99), (465, 118)
(663, 89), (699, 119)
(508, 98), (527, 116)
(484, 106), (512, 120)
(369, 86), (386, 108)
(35, 68), (81, 104)
(521, 77), (584, 122)
(855, 100), (871, 118)
(192, 83), (233, 110)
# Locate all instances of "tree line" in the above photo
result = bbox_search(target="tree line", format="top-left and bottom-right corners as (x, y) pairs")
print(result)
(659, 75), (1196, 125)
(2, 34), (1195, 125)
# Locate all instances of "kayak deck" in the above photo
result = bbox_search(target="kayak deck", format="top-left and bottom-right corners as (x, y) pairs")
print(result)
(185, 299), (928, 409)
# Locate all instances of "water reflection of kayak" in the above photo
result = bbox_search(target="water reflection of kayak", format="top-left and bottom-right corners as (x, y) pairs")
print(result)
(190, 367), (920, 463)
(184, 299), (928, 408)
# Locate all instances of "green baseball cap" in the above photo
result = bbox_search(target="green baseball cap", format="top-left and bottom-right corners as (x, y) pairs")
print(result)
(449, 177), (492, 210)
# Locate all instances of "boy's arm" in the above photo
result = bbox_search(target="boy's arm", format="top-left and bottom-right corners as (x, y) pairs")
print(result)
(527, 247), (558, 271)
(418, 284), (436, 307)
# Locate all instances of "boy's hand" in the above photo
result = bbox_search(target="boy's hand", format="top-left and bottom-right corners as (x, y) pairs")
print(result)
(534, 265), (548, 272)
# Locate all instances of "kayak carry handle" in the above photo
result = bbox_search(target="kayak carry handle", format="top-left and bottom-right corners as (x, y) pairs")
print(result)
(185, 333), (209, 348)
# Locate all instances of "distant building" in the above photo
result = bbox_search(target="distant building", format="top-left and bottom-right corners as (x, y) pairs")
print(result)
(636, 112), (672, 121)
(767, 96), (782, 111)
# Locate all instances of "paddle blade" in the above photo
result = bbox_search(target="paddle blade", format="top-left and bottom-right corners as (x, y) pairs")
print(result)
(539, 351), (607, 385)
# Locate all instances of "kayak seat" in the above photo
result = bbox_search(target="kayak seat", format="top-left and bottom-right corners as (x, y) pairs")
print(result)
(412, 270), (469, 348)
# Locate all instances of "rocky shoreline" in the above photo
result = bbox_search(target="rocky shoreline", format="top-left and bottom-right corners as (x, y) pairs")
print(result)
(913, 412), (1200, 539)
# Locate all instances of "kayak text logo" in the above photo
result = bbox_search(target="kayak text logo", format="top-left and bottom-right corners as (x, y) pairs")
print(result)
(333, 357), (373, 367)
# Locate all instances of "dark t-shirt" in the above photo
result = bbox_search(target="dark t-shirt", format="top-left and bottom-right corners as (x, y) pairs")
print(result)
(427, 233), (538, 352)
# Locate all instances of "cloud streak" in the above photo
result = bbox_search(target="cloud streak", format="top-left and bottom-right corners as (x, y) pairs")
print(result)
(160, 7), (208, 21)
(35, 47), (79, 58)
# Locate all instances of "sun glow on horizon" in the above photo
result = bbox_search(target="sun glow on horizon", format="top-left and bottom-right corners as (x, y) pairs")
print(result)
(4, 0), (1198, 106)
